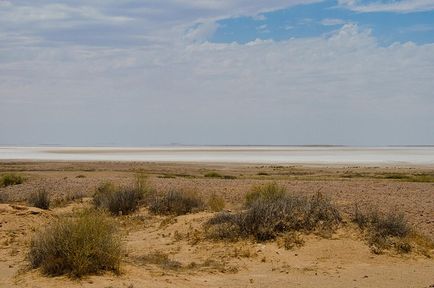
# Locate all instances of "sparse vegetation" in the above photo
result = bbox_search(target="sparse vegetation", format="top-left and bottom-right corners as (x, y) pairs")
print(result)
(204, 172), (223, 178)
(94, 183), (144, 215)
(28, 189), (50, 210)
(207, 185), (341, 241)
(0, 192), (7, 203)
(223, 175), (237, 179)
(149, 190), (203, 216)
(0, 173), (25, 187)
(244, 182), (286, 207)
(353, 205), (414, 254)
(29, 210), (121, 277)
(278, 232), (305, 250)
(204, 172), (236, 179)
(92, 172), (152, 215)
(208, 192), (225, 212)
(257, 172), (269, 176)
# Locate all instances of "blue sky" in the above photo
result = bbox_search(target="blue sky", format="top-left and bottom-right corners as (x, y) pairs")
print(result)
(212, 0), (434, 45)
(0, 0), (433, 146)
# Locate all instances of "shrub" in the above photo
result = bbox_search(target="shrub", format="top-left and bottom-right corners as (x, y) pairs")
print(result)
(93, 182), (144, 215)
(149, 190), (203, 216)
(28, 189), (50, 210)
(204, 172), (223, 178)
(244, 182), (286, 207)
(1, 173), (24, 187)
(352, 206), (412, 253)
(29, 210), (121, 277)
(208, 193), (225, 212)
(206, 191), (341, 241)
(223, 175), (237, 179)
(0, 192), (7, 203)
(257, 172), (269, 176)
(278, 232), (305, 250)
(134, 171), (150, 196)
(205, 212), (241, 240)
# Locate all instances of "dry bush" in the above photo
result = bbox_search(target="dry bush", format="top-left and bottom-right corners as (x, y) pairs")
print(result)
(278, 232), (305, 250)
(1, 173), (24, 187)
(93, 175), (150, 215)
(206, 212), (241, 240)
(206, 189), (341, 241)
(244, 182), (286, 207)
(353, 206), (413, 254)
(208, 192), (225, 212)
(29, 210), (121, 277)
(204, 172), (223, 178)
(28, 189), (50, 210)
(0, 192), (7, 203)
(149, 190), (203, 216)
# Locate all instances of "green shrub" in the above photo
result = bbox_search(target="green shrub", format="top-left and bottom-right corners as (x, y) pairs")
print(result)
(149, 190), (203, 216)
(206, 191), (341, 241)
(208, 193), (225, 212)
(244, 182), (286, 207)
(29, 210), (121, 277)
(93, 182), (144, 215)
(28, 189), (50, 210)
(1, 173), (24, 187)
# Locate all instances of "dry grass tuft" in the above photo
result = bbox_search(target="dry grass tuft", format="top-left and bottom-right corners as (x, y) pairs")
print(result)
(149, 190), (203, 216)
(352, 205), (425, 254)
(244, 182), (286, 208)
(1, 173), (25, 187)
(28, 189), (50, 210)
(278, 232), (305, 250)
(93, 173), (151, 215)
(29, 210), (122, 277)
(0, 192), (7, 203)
(208, 192), (225, 212)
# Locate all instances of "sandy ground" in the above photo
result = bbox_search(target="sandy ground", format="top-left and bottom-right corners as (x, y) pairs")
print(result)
(0, 162), (433, 288)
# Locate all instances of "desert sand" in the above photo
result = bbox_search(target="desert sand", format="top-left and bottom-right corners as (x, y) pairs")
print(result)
(0, 161), (433, 288)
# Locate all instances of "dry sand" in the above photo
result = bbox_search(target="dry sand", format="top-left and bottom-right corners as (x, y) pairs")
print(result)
(0, 162), (433, 288)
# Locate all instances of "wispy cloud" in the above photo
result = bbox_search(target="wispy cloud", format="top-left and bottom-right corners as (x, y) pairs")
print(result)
(321, 18), (347, 26)
(338, 0), (434, 13)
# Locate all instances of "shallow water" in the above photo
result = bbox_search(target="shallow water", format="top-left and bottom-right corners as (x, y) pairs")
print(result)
(0, 146), (433, 165)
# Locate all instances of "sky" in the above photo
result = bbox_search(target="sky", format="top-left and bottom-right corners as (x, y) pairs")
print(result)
(0, 0), (433, 146)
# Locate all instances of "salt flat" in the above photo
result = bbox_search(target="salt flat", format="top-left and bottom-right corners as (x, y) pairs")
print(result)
(0, 146), (433, 165)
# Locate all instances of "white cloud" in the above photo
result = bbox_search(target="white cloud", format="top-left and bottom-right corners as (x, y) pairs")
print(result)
(1, 23), (433, 145)
(338, 0), (434, 13)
